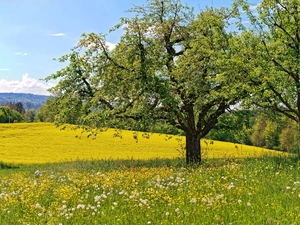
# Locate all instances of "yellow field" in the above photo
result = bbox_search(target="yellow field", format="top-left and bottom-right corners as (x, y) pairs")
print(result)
(0, 123), (286, 165)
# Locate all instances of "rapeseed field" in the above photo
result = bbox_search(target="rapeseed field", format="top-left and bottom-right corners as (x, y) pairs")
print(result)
(0, 123), (297, 224)
(0, 123), (284, 165)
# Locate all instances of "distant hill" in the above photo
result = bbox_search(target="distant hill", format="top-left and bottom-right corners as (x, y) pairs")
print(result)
(0, 93), (48, 110)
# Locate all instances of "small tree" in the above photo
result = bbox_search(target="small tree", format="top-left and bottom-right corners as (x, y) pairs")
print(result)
(24, 109), (36, 122)
(46, 0), (245, 164)
(35, 98), (57, 122)
(280, 127), (296, 152)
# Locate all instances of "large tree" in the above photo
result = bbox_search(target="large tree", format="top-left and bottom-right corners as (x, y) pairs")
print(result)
(46, 0), (244, 164)
(235, 0), (300, 158)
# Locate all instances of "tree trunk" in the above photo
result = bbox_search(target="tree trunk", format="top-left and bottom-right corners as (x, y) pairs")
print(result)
(186, 131), (201, 165)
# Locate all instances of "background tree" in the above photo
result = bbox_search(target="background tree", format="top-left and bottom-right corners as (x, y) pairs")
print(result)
(4, 102), (25, 115)
(46, 0), (244, 164)
(251, 115), (266, 147)
(0, 106), (23, 123)
(35, 97), (57, 123)
(234, 0), (300, 158)
(207, 110), (254, 145)
(24, 109), (36, 122)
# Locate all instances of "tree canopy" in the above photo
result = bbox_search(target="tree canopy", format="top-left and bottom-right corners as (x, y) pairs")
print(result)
(46, 0), (250, 164)
(233, 0), (300, 158)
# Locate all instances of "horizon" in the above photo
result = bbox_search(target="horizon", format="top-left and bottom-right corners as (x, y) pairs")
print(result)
(0, 92), (49, 97)
(0, 0), (260, 95)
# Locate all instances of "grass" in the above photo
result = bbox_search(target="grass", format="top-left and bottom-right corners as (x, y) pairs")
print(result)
(0, 157), (300, 224)
(0, 123), (298, 224)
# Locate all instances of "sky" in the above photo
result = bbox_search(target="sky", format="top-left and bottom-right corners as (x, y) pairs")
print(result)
(0, 0), (260, 96)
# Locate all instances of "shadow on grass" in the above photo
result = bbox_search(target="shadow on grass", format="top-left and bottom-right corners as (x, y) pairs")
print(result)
(39, 157), (187, 172)
(1, 154), (298, 173)
(0, 162), (19, 169)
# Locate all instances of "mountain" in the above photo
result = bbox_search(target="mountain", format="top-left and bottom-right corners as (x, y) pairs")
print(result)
(0, 93), (48, 110)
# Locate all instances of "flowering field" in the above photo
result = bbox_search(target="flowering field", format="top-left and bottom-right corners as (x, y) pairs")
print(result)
(0, 123), (298, 224)
(0, 123), (284, 165)
(1, 158), (300, 224)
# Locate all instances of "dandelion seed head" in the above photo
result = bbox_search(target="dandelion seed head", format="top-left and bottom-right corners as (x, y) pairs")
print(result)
(190, 198), (197, 203)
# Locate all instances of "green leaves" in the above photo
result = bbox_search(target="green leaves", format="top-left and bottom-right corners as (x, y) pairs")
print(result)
(46, 0), (250, 163)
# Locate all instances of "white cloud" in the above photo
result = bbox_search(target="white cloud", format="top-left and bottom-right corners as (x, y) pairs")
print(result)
(48, 33), (66, 37)
(0, 74), (55, 95)
(0, 68), (10, 71)
(86, 41), (116, 51)
(15, 52), (27, 56)
(106, 41), (116, 51)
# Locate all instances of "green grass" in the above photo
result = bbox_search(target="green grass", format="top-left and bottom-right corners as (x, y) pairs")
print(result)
(0, 156), (300, 224)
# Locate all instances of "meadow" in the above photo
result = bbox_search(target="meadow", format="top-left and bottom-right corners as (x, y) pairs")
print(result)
(0, 123), (299, 224)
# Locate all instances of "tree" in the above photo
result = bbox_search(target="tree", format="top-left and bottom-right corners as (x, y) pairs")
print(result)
(4, 102), (25, 115)
(251, 115), (266, 147)
(35, 97), (57, 122)
(279, 117), (297, 152)
(207, 110), (254, 145)
(46, 0), (245, 164)
(24, 109), (36, 122)
(264, 120), (281, 149)
(0, 106), (23, 123)
(280, 127), (296, 153)
(234, 0), (300, 158)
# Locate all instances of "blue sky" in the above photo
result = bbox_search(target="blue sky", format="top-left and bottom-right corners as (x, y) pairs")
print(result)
(0, 0), (259, 95)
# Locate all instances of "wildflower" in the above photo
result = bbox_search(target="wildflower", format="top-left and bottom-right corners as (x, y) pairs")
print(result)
(238, 199), (242, 203)
(94, 195), (101, 202)
(215, 194), (224, 200)
(34, 170), (42, 177)
(59, 205), (67, 211)
(190, 198), (197, 203)
(35, 203), (42, 209)
(38, 213), (42, 217)
(247, 202), (251, 206)
(166, 212), (169, 216)
(147, 221), (151, 224)
(77, 204), (85, 209)
(227, 182), (235, 190)
(140, 199), (148, 205)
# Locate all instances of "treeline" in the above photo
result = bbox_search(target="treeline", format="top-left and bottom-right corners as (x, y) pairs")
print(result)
(207, 110), (298, 154)
(152, 110), (298, 154)
(0, 98), (55, 123)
